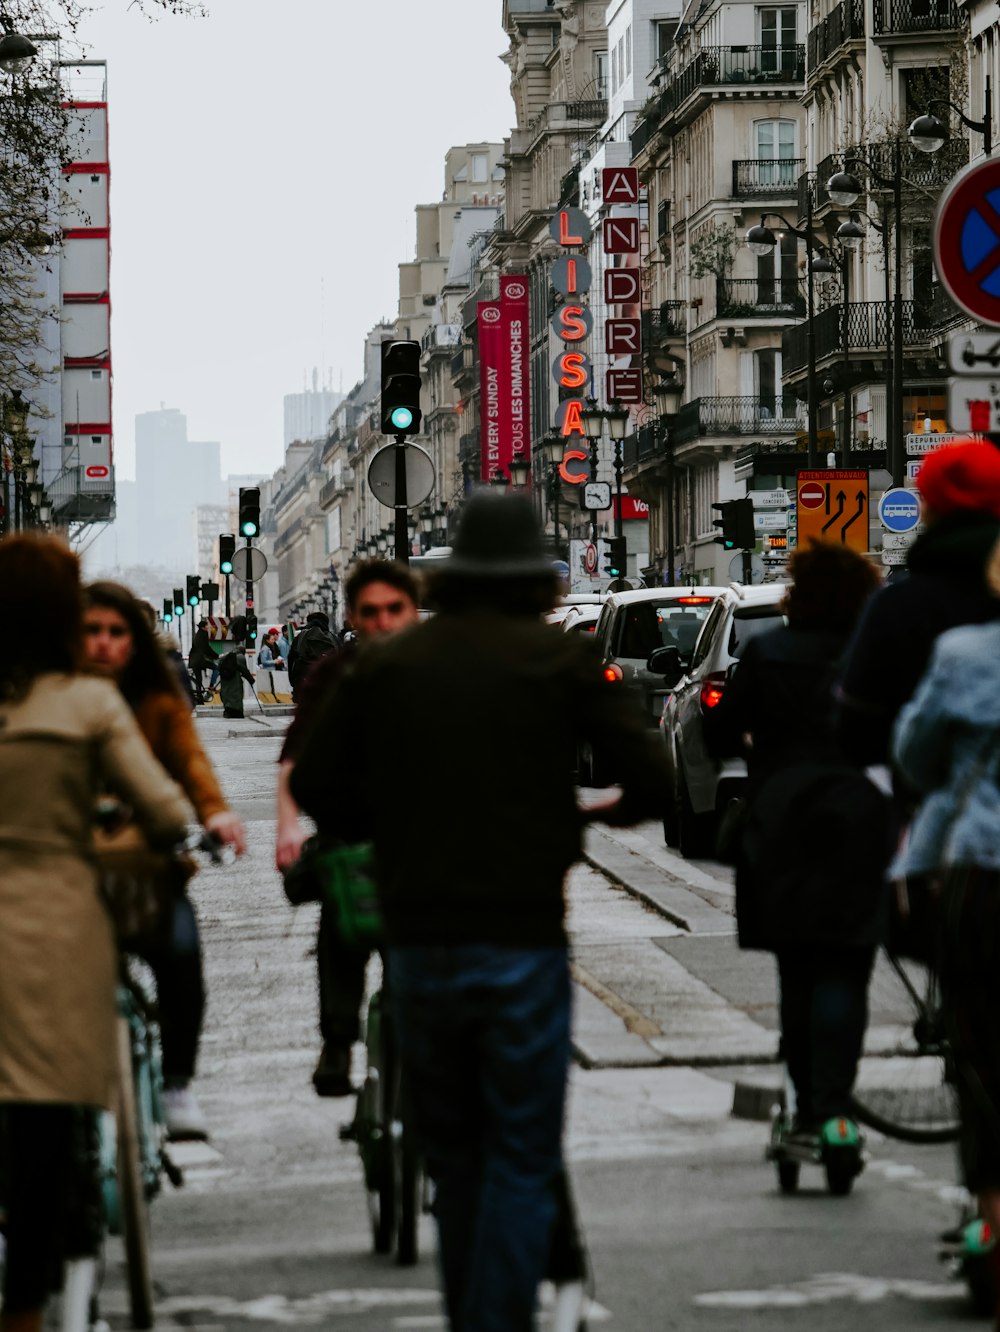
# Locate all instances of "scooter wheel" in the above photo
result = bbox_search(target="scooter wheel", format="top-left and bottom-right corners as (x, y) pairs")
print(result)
(777, 1160), (800, 1194)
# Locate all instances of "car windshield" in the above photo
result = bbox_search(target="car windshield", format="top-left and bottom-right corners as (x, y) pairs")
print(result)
(728, 606), (785, 658)
(617, 601), (713, 660)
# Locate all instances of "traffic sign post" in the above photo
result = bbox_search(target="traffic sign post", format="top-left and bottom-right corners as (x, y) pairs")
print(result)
(877, 487), (921, 534)
(796, 470), (869, 553)
(947, 377), (1000, 433)
(933, 158), (1000, 329)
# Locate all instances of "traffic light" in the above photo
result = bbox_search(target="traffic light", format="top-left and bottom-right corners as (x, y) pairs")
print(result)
(712, 497), (756, 550)
(219, 533), (235, 575)
(603, 536), (627, 578)
(245, 613), (258, 644)
(162, 598), (173, 625)
(186, 574), (200, 606)
(239, 488), (260, 539)
(173, 588), (185, 617)
(380, 339), (422, 435)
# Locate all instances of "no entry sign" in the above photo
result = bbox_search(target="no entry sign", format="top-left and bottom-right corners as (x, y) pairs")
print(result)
(799, 481), (826, 509)
(934, 158), (1000, 328)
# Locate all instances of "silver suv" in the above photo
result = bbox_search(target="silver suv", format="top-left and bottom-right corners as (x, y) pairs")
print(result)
(656, 582), (787, 857)
(580, 585), (723, 785)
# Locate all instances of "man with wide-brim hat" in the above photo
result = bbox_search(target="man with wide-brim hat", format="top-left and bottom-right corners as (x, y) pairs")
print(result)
(291, 491), (668, 1332)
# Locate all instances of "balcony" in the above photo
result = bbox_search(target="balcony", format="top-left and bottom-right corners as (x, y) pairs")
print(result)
(732, 157), (804, 198)
(641, 302), (686, 345)
(513, 99), (606, 156)
(807, 0), (864, 71)
(671, 395), (806, 445)
(318, 470), (353, 509)
(798, 138), (968, 221)
(782, 298), (956, 372)
(623, 424), (661, 470)
(872, 0), (960, 33)
(717, 277), (806, 319)
(421, 323), (461, 354)
(633, 44), (805, 152)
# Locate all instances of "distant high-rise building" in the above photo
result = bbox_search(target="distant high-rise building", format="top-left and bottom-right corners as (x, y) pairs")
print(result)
(135, 407), (224, 574)
(283, 368), (343, 445)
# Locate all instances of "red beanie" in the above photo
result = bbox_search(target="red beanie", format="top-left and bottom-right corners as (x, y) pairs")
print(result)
(918, 441), (1000, 518)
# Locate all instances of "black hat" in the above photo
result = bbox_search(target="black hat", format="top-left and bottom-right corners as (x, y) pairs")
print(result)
(440, 491), (556, 579)
(305, 610), (330, 627)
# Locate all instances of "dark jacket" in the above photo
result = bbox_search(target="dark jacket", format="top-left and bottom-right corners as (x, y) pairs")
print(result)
(280, 641), (356, 764)
(188, 627), (214, 672)
(219, 649), (254, 713)
(290, 610), (669, 947)
(835, 513), (1000, 766)
(705, 624), (890, 951)
(287, 621), (339, 690)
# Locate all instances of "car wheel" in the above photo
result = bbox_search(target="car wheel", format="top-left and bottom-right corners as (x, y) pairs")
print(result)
(676, 768), (712, 859)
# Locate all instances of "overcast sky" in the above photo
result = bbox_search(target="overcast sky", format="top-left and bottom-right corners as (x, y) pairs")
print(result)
(76, 1), (515, 481)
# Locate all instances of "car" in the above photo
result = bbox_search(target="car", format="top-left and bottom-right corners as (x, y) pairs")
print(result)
(580, 585), (725, 785)
(546, 592), (605, 628)
(561, 604), (601, 634)
(655, 581), (787, 857)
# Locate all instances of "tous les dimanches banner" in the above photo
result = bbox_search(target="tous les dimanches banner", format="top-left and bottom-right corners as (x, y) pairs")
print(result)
(478, 276), (531, 485)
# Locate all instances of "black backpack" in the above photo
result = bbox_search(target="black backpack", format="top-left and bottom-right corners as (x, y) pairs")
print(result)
(218, 651), (240, 681)
(289, 625), (338, 688)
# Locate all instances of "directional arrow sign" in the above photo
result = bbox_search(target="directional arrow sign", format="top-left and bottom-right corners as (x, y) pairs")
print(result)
(796, 469), (869, 554)
(947, 331), (1000, 374)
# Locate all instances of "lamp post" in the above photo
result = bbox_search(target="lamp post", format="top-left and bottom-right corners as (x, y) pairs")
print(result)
(581, 397), (604, 542)
(746, 202), (829, 468)
(543, 432), (566, 560)
(828, 148), (904, 485)
(834, 215), (865, 464)
(909, 74), (992, 158)
(606, 400), (630, 540)
(653, 376), (684, 586)
(508, 454), (530, 490)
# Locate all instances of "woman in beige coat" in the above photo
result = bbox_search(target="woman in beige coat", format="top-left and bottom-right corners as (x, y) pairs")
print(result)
(0, 535), (191, 1332)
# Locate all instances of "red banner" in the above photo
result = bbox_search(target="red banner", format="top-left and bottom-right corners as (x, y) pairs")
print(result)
(478, 301), (502, 482)
(501, 275), (531, 489)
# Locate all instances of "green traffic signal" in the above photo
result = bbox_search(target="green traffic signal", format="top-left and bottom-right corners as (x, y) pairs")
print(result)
(390, 405), (414, 431)
(219, 533), (235, 574)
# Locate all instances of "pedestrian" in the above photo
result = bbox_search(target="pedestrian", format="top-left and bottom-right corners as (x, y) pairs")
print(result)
(836, 439), (1000, 765)
(188, 617), (215, 703)
(83, 581), (247, 1138)
(277, 624), (291, 662)
(0, 536), (190, 1332)
(218, 635), (255, 719)
(286, 609), (338, 695)
(290, 493), (668, 1332)
(892, 538), (1000, 1326)
(257, 630), (279, 672)
(276, 559), (420, 1095)
(268, 627), (286, 670)
(704, 542), (885, 1153)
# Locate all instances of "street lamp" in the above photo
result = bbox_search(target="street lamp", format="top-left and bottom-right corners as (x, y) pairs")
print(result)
(0, 32), (37, 72)
(652, 376), (684, 586)
(909, 74), (992, 158)
(376, 531), (388, 554)
(489, 470), (509, 491)
(827, 150), (904, 485)
(606, 401), (630, 541)
(508, 454), (530, 489)
(746, 205), (826, 468)
(581, 397), (604, 541)
(543, 431), (567, 561)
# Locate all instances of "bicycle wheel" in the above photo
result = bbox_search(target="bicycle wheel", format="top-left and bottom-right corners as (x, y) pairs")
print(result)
(851, 949), (960, 1144)
(395, 1118), (420, 1266)
(367, 1122), (395, 1255)
(115, 1015), (155, 1329)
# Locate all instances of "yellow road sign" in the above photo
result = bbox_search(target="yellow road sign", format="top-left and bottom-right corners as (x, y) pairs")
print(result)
(796, 470), (869, 552)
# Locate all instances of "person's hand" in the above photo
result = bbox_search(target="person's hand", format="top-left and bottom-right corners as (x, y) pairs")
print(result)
(204, 809), (247, 856)
(275, 819), (309, 872)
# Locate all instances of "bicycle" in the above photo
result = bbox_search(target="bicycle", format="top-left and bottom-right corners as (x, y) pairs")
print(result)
(65, 830), (233, 1332)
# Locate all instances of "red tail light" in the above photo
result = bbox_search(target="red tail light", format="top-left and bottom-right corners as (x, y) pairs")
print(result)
(603, 663), (624, 683)
(699, 672), (726, 710)
(677, 595), (714, 605)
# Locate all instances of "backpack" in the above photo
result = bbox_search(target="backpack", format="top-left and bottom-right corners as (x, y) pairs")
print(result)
(288, 624), (338, 688)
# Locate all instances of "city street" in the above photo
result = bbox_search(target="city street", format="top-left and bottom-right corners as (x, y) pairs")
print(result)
(99, 716), (980, 1331)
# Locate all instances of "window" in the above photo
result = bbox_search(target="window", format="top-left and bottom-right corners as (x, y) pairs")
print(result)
(625, 23), (632, 76)
(655, 20), (675, 62)
(759, 7), (797, 72)
(756, 230), (798, 307)
(755, 119), (796, 187)
(595, 50), (609, 98)
(471, 154), (487, 183)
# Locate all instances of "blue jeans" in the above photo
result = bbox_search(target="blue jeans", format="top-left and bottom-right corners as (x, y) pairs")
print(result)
(389, 945), (571, 1332)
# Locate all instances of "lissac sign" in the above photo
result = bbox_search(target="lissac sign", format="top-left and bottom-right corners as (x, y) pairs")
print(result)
(550, 168), (643, 485)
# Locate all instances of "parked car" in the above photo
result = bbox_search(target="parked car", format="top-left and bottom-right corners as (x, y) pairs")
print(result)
(546, 592), (605, 628)
(580, 585), (724, 785)
(655, 581), (787, 857)
(561, 604), (601, 634)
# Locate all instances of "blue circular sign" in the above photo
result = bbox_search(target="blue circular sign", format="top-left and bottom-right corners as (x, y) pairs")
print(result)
(878, 488), (921, 534)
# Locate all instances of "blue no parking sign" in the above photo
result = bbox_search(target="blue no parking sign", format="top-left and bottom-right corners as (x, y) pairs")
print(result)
(878, 488), (921, 533)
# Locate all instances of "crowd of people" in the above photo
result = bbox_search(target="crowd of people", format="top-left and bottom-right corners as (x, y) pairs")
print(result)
(2, 440), (1000, 1332)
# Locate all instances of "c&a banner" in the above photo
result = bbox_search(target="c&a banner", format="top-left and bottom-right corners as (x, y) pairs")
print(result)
(478, 301), (502, 483)
(500, 275), (531, 489)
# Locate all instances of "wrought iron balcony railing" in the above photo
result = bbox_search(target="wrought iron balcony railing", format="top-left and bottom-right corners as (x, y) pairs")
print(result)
(717, 278), (806, 318)
(872, 0), (960, 33)
(782, 298), (954, 370)
(642, 302), (686, 343)
(732, 157), (804, 197)
(807, 0), (864, 70)
(671, 395), (806, 445)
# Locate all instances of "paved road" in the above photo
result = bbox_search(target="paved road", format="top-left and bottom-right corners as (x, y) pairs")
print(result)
(93, 716), (980, 1331)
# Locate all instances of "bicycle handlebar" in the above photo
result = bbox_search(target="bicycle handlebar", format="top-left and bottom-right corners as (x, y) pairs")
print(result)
(179, 828), (237, 867)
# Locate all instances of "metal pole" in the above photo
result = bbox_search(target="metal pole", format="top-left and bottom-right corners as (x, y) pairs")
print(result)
(891, 139), (905, 486)
(552, 462), (562, 560)
(806, 186), (819, 470)
(613, 441), (623, 540)
(842, 248), (851, 467)
(986, 73), (993, 157)
(588, 435), (598, 543)
(224, 573), (231, 618)
(393, 433), (409, 566)
(882, 202), (893, 465)
(665, 424), (676, 588)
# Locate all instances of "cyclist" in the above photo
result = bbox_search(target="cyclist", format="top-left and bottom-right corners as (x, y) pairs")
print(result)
(275, 559), (419, 1095)
(0, 536), (191, 1332)
(290, 493), (668, 1332)
(83, 580), (247, 1139)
